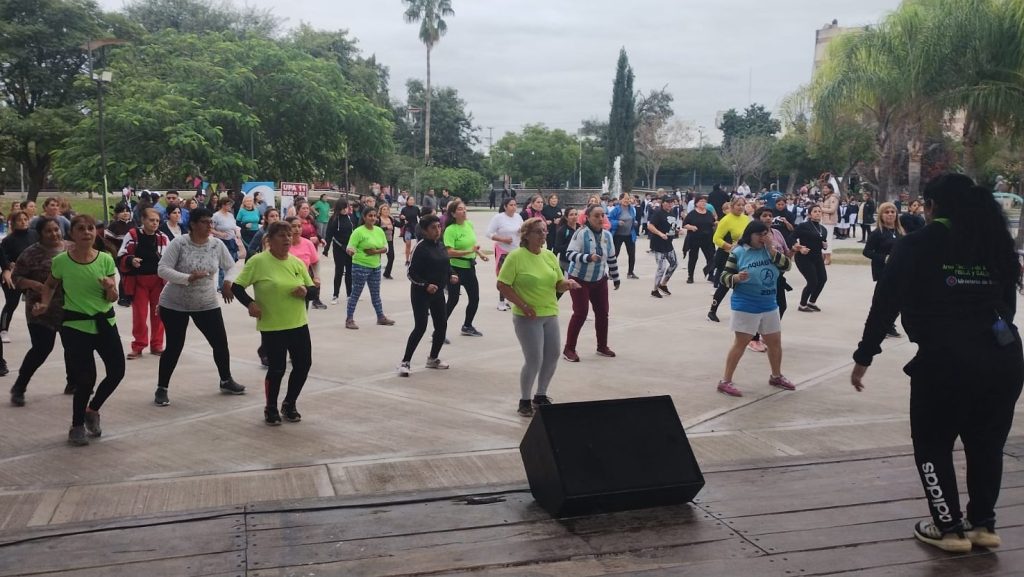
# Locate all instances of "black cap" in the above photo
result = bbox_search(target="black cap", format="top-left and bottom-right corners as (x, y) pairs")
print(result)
(660, 194), (676, 203)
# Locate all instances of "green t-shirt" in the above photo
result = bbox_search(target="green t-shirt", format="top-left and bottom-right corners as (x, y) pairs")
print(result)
(233, 251), (313, 332)
(313, 200), (331, 224)
(443, 221), (477, 269)
(51, 251), (116, 334)
(347, 225), (387, 268)
(496, 248), (563, 317)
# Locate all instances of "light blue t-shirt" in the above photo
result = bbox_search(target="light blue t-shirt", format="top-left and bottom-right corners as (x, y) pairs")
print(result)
(730, 245), (780, 314)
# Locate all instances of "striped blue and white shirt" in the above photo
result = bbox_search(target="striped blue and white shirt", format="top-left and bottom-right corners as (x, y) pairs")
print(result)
(566, 226), (620, 283)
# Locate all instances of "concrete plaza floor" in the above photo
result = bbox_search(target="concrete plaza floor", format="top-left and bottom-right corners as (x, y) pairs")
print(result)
(0, 208), (1021, 531)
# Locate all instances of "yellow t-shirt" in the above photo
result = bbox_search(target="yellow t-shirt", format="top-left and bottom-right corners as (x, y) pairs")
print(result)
(233, 251), (312, 332)
(713, 213), (751, 249)
(496, 248), (563, 317)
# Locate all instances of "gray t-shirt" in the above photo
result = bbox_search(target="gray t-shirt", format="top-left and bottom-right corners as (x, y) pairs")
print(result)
(615, 211), (634, 235)
(158, 235), (236, 311)
(211, 210), (237, 237)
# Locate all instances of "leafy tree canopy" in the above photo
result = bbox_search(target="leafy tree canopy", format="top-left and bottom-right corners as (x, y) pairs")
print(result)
(719, 103), (781, 147)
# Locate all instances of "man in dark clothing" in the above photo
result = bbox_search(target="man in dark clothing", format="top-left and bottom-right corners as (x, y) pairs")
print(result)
(646, 195), (680, 298)
(852, 174), (1023, 553)
(708, 185), (731, 216)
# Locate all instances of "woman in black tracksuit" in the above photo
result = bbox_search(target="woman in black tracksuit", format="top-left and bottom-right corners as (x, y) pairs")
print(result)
(553, 208), (580, 273)
(681, 196), (716, 284)
(862, 201), (903, 338)
(397, 214), (457, 376)
(323, 199), (356, 302)
(852, 173), (1023, 553)
(791, 205), (828, 312)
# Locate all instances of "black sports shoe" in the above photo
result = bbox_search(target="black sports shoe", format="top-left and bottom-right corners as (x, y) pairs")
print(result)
(220, 379), (246, 395)
(886, 326), (902, 338)
(650, 290), (663, 299)
(658, 285), (672, 296)
(0, 363), (9, 377)
(10, 387), (25, 407)
(63, 382), (75, 395)
(84, 411), (102, 437)
(154, 387), (170, 406)
(264, 408), (282, 426)
(517, 399), (534, 418)
(686, 277), (694, 284)
(68, 425), (89, 446)
(281, 401), (302, 423)
(531, 394), (553, 408)
(707, 310), (720, 323)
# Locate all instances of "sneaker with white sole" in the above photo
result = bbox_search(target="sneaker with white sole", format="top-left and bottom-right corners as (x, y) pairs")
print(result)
(913, 520), (972, 553)
(397, 361), (411, 377)
(1, 330), (9, 343)
(330, 296), (339, 305)
(497, 301), (510, 311)
(425, 358), (449, 370)
(963, 520), (1001, 548)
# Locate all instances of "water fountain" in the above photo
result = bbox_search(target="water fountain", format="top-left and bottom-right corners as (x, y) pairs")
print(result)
(611, 155), (622, 198)
(601, 177), (609, 196)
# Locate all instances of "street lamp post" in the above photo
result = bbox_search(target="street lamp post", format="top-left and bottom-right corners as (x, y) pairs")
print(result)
(82, 39), (127, 220)
(577, 129), (583, 189)
(696, 126), (705, 192)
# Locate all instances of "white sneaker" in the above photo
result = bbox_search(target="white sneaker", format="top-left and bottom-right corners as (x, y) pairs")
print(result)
(496, 302), (510, 311)
(1, 330), (9, 343)
(330, 296), (339, 305)
(397, 362), (410, 377)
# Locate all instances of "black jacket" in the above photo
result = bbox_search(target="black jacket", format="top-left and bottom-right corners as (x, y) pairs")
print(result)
(407, 236), (453, 290)
(323, 214), (356, 256)
(862, 227), (900, 282)
(854, 222), (1018, 366)
(792, 221), (827, 257)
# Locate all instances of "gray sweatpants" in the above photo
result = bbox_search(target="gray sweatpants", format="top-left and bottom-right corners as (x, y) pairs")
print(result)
(512, 315), (561, 400)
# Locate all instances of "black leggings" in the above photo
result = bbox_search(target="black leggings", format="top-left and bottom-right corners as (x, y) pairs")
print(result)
(383, 240), (395, 277)
(687, 234), (715, 279)
(446, 265), (479, 328)
(711, 248), (729, 288)
(261, 325), (312, 409)
(613, 235), (636, 275)
(62, 326), (125, 427)
(404, 286), (447, 363)
(333, 249), (353, 298)
(12, 323), (66, 394)
(158, 307), (233, 389)
(1, 286), (22, 332)
(908, 343), (1023, 531)
(796, 254), (828, 305)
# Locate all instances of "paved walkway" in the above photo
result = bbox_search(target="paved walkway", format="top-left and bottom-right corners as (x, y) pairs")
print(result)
(0, 209), (1021, 531)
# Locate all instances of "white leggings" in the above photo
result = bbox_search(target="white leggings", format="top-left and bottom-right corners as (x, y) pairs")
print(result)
(512, 315), (561, 400)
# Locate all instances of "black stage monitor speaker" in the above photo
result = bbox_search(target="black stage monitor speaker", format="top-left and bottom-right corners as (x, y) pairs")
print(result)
(519, 395), (704, 517)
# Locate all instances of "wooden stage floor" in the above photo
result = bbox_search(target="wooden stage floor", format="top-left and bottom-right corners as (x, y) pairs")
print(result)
(1, 440), (1022, 577)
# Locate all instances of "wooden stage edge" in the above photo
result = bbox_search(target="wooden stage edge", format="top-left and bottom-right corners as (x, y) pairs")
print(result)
(1, 439), (1023, 577)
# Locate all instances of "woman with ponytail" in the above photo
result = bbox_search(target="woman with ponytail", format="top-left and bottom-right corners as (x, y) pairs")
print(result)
(852, 173), (1023, 553)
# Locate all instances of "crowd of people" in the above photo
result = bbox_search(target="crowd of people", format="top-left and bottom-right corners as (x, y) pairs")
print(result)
(1, 171), (1017, 555)
(0, 177), (963, 430)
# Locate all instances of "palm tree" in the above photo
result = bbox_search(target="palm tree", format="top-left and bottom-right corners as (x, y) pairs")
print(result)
(402, 0), (454, 166)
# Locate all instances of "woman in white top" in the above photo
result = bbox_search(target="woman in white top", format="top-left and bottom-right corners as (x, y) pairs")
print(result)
(485, 198), (524, 311)
(154, 207), (246, 407)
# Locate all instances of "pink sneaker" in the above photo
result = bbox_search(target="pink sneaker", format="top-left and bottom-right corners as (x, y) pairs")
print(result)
(747, 340), (767, 353)
(717, 380), (743, 397)
(769, 375), (796, 390)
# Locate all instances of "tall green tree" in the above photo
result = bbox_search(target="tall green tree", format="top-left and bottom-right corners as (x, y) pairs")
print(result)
(123, 0), (279, 38)
(402, 0), (454, 166)
(287, 23), (390, 107)
(607, 48), (636, 191)
(0, 0), (106, 199)
(719, 104), (781, 147)
(494, 125), (577, 188)
(395, 79), (479, 169)
(52, 31), (393, 192)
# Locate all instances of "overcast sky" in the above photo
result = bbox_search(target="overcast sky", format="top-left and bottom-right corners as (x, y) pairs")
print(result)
(97, 0), (903, 146)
